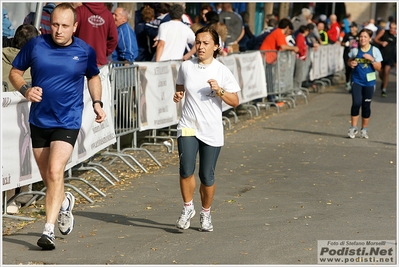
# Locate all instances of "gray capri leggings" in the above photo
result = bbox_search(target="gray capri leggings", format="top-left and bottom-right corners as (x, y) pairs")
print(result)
(177, 136), (221, 186)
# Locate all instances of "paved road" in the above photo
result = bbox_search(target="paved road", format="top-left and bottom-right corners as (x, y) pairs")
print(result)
(2, 75), (396, 266)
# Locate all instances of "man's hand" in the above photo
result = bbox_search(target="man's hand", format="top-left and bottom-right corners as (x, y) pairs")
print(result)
(25, 86), (43, 102)
(173, 91), (184, 103)
(93, 105), (106, 123)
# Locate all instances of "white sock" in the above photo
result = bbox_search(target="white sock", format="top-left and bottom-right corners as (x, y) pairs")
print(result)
(43, 223), (55, 236)
(60, 195), (69, 211)
(201, 206), (211, 215)
(184, 200), (194, 211)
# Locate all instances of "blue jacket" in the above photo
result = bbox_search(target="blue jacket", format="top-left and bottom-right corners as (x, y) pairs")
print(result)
(3, 8), (15, 37)
(112, 22), (139, 62)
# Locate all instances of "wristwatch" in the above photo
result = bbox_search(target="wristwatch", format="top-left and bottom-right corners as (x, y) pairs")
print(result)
(19, 84), (29, 97)
(92, 100), (103, 108)
(217, 88), (225, 97)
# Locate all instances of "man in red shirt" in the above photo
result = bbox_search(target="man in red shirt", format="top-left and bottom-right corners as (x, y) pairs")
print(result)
(327, 14), (341, 44)
(74, 3), (118, 66)
(259, 18), (299, 104)
(260, 18), (299, 64)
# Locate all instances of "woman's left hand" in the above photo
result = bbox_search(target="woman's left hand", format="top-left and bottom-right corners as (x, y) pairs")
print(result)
(207, 79), (221, 93)
(363, 54), (374, 62)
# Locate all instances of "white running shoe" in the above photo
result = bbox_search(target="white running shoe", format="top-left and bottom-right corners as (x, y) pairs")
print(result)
(58, 192), (75, 235)
(176, 208), (195, 230)
(199, 211), (213, 232)
(360, 128), (369, 139)
(348, 127), (358, 139)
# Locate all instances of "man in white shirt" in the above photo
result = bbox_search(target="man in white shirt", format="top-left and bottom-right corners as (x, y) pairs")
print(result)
(364, 18), (378, 39)
(155, 4), (195, 61)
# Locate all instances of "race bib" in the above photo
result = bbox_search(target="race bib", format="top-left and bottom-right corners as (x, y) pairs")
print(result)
(181, 128), (196, 136)
(366, 72), (376, 82)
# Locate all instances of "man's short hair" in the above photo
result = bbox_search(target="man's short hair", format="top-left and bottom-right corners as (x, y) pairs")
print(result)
(268, 18), (278, 28)
(278, 18), (293, 30)
(13, 24), (39, 49)
(169, 4), (184, 20)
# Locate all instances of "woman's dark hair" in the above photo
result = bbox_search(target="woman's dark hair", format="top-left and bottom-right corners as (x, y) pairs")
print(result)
(359, 28), (373, 38)
(195, 25), (221, 58)
(205, 11), (219, 24)
(156, 3), (170, 14)
(13, 24), (39, 49)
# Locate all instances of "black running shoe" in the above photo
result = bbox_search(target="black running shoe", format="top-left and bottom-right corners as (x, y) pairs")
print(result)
(37, 234), (55, 250)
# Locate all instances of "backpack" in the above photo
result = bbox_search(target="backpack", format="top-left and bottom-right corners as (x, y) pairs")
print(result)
(351, 45), (378, 59)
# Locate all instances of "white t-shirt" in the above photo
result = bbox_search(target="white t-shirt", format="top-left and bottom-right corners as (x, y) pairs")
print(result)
(176, 58), (241, 146)
(158, 20), (195, 61)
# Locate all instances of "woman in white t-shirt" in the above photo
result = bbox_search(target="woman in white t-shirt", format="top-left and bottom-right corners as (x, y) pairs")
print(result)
(173, 26), (240, 232)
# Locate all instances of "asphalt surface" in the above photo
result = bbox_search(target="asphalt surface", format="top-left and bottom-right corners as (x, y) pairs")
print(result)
(2, 74), (397, 266)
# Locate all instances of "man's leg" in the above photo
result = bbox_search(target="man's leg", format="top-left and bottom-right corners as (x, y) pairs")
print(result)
(381, 64), (391, 96)
(34, 140), (73, 249)
(34, 141), (73, 225)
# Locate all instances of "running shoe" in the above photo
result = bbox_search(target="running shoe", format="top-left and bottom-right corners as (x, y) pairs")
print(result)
(37, 233), (55, 250)
(58, 192), (75, 235)
(381, 89), (387, 98)
(345, 82), (351, 91)
(348, 126), (358, 139)
(175, 208), (195, 230)
(360, 128), (369, 139)
(199, 211), (213, 232)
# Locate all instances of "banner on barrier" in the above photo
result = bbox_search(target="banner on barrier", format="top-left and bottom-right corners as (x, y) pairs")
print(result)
(310, 44), (344, 81)
(135, 61), (180, 131)
(2, 66), (116, 191)
(219, 51), (267, 104)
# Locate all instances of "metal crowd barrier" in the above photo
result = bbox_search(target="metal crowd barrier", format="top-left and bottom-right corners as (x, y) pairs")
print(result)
(257, 50), (307, 112)
(102, 62), (161, 173)
(293, 50), (311, 101)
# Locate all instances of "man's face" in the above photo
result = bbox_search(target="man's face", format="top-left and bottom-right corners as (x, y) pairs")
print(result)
(389, 23), (397, 36)
(51, 7), (77, 46)
(284, 27), (293, 36)
(113, 8), (126, 27)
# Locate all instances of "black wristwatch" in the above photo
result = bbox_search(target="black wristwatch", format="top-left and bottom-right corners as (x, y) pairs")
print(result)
(92, 100), (103, 108)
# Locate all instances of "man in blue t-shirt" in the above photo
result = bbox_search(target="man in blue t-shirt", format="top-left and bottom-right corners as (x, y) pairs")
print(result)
(9, 3), (106, 251)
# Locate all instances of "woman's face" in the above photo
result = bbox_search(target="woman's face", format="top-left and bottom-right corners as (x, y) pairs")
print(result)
(201, 9), (209, 22)
(359, 31), (371, 47)
(195, 32), (218, 62)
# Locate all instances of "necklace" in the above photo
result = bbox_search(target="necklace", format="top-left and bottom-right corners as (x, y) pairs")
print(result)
(197, 59), (211, 69)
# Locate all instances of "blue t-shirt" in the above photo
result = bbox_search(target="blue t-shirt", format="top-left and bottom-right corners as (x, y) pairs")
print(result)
(348, 46), (383, 87)
(12, 34), (99, 129)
